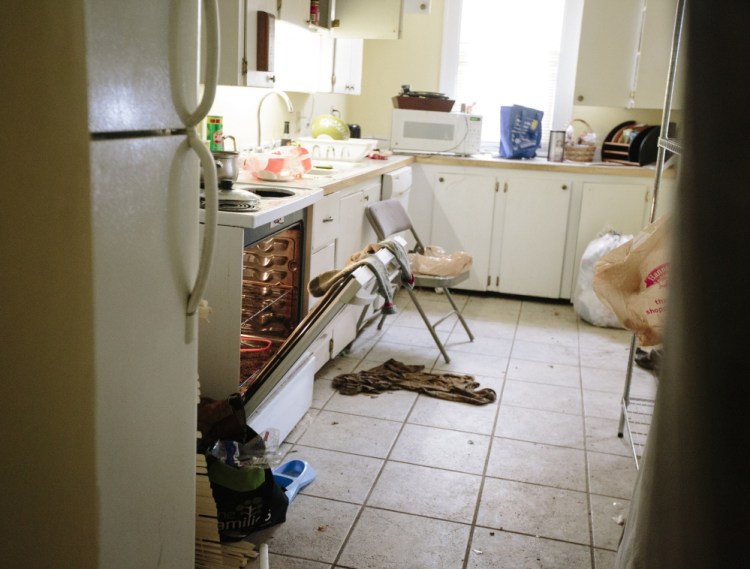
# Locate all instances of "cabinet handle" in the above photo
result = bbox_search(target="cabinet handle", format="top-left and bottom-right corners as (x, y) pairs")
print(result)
(577, 95), (584, 102)
(438, 177), (444, 183)
(363, 195), (370, 201)
(561, 184), (568, 190)
(322, 216), (334, 222)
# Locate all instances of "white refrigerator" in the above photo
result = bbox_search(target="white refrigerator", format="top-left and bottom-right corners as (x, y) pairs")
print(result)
(85, 0), (218, 566)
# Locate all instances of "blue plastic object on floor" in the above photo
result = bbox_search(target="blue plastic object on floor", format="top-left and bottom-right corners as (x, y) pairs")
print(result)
(272, 459), (316, 503)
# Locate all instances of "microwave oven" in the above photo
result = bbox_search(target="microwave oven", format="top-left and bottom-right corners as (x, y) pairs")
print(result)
(390, 108), (482, 155)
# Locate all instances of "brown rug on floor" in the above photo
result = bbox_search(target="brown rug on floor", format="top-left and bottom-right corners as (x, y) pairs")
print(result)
(331, 358), (496, 405)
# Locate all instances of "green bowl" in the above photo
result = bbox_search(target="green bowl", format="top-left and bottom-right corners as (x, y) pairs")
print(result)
(311, 115), (350, 140)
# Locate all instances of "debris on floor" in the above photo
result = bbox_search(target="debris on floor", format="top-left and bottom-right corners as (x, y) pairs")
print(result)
(195, 453), (259, 567)
(331, 358), (496, 405)
(634, 347), (662, 372)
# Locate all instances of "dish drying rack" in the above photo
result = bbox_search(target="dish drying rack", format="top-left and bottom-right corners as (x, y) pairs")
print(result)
(296, 137), (378, 161)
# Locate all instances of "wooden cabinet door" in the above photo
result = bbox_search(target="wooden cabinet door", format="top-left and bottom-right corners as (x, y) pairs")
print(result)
(430, 171), (496, 292)
(310, 193), (340, 252)
(308, 240), (335, 311)
(216, 0), (277, 87)
(574, 0), (678, 108)
(336, 179), (381, 268)
(572, 181), (649, 290)
(574, 0), (641, 107)
(491, 177), (572, 298)
(275, 0), (321, 92)
(632, 0), (681, 108)
(333, 0), (403, 39)
(332, 38), (363, 94)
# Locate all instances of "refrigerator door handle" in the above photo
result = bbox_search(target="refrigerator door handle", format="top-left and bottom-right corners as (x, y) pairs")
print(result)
(187, 128), (218, 315)
(171, 0), (219, 127)
(169, 0), (220, 316)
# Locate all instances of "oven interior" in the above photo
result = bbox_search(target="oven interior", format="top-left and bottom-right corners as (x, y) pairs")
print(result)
(238, 222), (303, 396)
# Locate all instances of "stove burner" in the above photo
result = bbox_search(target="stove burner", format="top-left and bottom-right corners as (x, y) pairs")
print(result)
(250, 188), (295, 198)
(200, 197), (261, 212)
(218, 200), (260, 212)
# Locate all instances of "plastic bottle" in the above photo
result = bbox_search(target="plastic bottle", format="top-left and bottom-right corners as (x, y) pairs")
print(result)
(281, 121), (292, 146)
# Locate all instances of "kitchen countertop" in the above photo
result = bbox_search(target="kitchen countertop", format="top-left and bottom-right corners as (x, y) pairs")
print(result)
(253, 154), (415, 195)
(207, 149), (673, 231)
(234, 150), (673, 201)
(414, 153), (674, 178)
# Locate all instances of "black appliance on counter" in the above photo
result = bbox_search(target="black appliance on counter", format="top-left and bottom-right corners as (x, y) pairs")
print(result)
(601, 121), (676, 166)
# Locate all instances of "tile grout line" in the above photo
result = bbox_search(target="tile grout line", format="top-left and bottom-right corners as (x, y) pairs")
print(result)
(288, 295), (628, 567)
(576, 314), (599, 569)
(327, 326), (426, 569)
(460, 295), (522, 569)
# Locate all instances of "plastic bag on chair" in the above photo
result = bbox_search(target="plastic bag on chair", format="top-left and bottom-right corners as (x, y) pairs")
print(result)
(409, 246), (472, 277)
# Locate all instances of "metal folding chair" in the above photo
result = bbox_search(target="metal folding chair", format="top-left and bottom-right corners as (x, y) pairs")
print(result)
(365, 199), (474, 363)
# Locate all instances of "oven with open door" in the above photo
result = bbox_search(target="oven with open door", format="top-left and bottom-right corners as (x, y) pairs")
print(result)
(199, 204), (402, 442)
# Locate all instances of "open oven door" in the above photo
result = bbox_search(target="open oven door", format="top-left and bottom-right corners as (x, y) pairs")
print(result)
(242, 239), (405, 439)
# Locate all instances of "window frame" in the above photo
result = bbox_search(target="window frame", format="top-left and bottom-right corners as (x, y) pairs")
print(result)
(439, 0), (585, 152)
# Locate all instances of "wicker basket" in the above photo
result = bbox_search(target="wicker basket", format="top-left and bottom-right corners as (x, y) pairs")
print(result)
(564, 119), (597, 162)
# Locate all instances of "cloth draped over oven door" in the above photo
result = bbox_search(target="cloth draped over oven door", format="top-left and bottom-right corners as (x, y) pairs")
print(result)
(308, 239), (414, 315)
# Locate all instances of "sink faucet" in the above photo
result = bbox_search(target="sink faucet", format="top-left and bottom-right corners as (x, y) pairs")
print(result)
(257, 90), (294, 149)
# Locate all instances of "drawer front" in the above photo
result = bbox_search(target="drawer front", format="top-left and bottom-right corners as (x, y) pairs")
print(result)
(310, 194), (340, 251)
(308, 240), (336, 312)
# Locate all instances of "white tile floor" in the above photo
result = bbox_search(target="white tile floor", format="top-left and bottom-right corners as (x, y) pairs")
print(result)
(244, 288), (657, 569)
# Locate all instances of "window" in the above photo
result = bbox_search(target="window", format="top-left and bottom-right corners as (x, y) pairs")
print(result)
(441, 0), (584, 153)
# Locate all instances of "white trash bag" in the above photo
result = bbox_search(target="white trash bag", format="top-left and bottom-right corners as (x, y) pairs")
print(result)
(573, 230), (632, 328)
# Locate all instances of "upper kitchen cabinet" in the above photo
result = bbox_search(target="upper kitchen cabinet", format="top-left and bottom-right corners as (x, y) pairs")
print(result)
(333, 0), (403, 39)
(333, 38), (363, 94)
(216, 0), (277, 88)
(274, 0), (322, 91)
(318, 35), (363, 94)
(574, 0), (678, 108)
(281, 0), (402, 38)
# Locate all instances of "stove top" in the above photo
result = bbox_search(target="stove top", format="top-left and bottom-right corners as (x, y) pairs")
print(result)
(200, 183), (324, 229)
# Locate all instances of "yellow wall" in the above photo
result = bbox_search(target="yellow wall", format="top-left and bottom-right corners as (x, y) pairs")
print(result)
(208, 87), (351, 152)
(348, 0), (665, 149)
(1, 1), (98, 567)
(348, 0), (447, 141)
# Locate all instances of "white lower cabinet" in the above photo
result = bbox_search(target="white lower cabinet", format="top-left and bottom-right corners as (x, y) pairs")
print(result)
(429, 168), (572, 298)
(430, 171), (496, 291)
(336, 179), (381, 267)
(573, 181), (650, 289)
(490, 176), (572, 298)
(308, 240), (335, 311)
(307, 177), (382, 368)
(419, 163), (671, 300)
